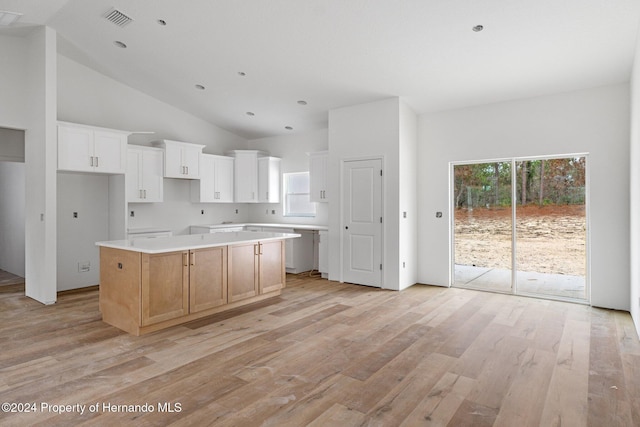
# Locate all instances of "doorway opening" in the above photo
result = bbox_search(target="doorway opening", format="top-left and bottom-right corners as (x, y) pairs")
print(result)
(0, 127), (26, 287)
(452, 155), (588, 303)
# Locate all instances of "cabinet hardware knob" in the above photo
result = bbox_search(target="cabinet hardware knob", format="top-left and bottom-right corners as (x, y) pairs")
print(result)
(345, 226), (349, 229)
(95, 157), (99, 167)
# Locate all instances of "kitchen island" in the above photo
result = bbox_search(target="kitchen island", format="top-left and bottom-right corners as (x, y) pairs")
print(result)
(96, 231), (300, 335)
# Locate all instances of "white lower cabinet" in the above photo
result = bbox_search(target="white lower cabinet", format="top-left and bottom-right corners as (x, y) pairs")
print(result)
(318, 230), (328, 277)
(127, 146), (164, 203)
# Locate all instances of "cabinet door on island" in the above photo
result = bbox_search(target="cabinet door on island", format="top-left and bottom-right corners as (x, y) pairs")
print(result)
(189, 246), (227, 312)
(141, 251), (189, 326)
(228, 240), (285, 302)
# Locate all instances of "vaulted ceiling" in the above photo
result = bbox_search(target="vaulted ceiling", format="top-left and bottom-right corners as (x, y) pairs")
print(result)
(2, 0), (639, 139)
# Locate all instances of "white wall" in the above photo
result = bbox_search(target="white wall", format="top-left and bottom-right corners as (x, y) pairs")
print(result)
(24, 27), (58, 304)
(630, 34), (640, 336)
(0, 128), (25, 162)
(247, 129), (329, 225)
(56, 173), (107, 290)
(418, 84), (631, 311)
(0, 35), (28, 129)
(399, 102), (418, 289)
(0, 161), (25, 277)
(328, 97), (417, 290)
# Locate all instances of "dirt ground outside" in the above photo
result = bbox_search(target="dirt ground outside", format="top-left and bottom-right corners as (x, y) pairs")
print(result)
(454, 204), (586, 276)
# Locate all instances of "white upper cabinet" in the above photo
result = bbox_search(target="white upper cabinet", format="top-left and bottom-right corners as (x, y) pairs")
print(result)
(153, 139), (205, 179)
(228, 150), (280, 203)
(127, 146), (164, 203)
(258, 157), (281, 203)
(57, 122), (129, 174)
(309, 151), (328, 202)
(191, 154), (234, 203)
(229, 150), (259, 203)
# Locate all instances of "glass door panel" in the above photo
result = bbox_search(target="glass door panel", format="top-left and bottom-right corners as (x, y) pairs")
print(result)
(453, 162), (512, 292)
(514, 158), (587, 300)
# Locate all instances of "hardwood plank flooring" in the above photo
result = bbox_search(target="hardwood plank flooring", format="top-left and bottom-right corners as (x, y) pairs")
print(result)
(0, 275), (639, 426)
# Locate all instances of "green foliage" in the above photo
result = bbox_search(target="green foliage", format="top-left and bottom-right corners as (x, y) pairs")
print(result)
(454, 157), (586, 209)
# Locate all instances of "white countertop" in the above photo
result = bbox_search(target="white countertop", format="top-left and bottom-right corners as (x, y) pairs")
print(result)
(191, 223), (328, 231)
(96, 231), (301, 254)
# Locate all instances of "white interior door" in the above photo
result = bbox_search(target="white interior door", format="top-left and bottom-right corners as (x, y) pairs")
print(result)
(342, 159), (382, 287)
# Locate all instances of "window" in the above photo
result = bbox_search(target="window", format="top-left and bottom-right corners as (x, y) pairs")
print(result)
(283, 172), (316, 217)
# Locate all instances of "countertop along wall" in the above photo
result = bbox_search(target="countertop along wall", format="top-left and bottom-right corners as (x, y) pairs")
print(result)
(418, 83), (631, 311)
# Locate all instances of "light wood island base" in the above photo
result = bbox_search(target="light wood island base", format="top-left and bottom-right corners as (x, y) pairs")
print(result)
(99, 239), (286, 335)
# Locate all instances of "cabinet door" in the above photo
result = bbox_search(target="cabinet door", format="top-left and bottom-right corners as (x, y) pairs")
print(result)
(141, 148), (164, 202)
(93, 130), (127, 173)
(182, 146), (201, 178)
(234, 152), (258, 202)
(190, 247), (227, 312)
(259, 240), (285, 294)
(126, 149), (143, 202)
(228, 243), (258, 302)
(163, 144), (183, 178)
(215, 157), (235, 202)
(58, 125), (94, 172)
(194, 154), (216, 202)
(141, 252), (189, 326)
(258, 157), (281, 203)
(310, 153), (328, 202)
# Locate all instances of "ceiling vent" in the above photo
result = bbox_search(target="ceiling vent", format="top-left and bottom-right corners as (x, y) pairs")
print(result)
(104, 8), (133, 27)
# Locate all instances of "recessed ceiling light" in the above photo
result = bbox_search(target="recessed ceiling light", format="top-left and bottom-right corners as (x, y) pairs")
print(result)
(238, 71), (247, 77)
(297, 100), (308, 106)
(157, 19), (167, 26)
(472, 25), (484, 32)
(285, 126), (293, 130)
(246, 112), (255, 116)
(114, 40), (128, 48)
(195, 84), (205, 90)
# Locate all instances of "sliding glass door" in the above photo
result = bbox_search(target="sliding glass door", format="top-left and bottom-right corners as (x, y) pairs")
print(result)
(514, 158), (587, 300)
(453, 162), (512, 293)
(452, 156), (588, 303)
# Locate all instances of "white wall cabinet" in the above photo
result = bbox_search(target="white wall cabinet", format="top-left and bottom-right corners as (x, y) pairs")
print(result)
(228, 150), (280, 203)
(258, 157), (281, 203)
(127, 146), (164, 203)
(191, 154), (234, 203)
(58, 122), (129, 174)
(309, 151), (329, 202)
(153, 139), (204, 179)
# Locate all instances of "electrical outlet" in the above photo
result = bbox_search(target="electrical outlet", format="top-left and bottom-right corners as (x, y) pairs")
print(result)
(271, 210), (276, 214)
(78, 261), (90, 273)
(403, 262), (406, 268)
(436, 211), (443, 218)
(73, 212), (78, 218)
(403, 211), (407, 218)
(130, 210), (135, 217)
(201, 210), (204, 215)
(235, 209), (238, 214)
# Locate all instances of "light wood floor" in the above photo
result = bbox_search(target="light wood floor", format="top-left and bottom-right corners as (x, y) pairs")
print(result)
(1, 275), (639, 426)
